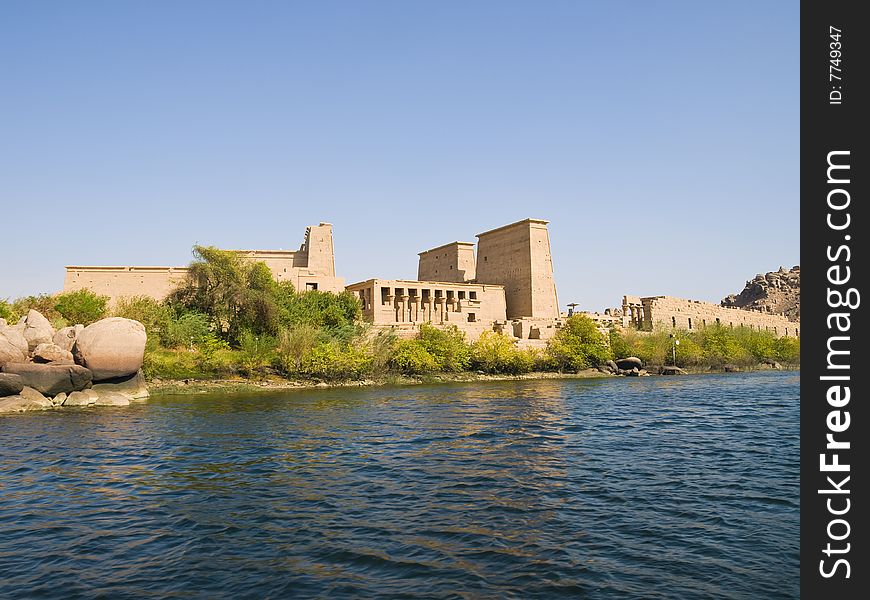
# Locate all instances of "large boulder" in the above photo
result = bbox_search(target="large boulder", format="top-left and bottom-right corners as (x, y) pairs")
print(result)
(1, 363), (93, 396)
(0, 326), (29, 355)
(0, 373), (25, 397)
(91, 369), (149, 400)
(0, 337), (27, 370)
(53, 325), (84, 352)
(32, 343), (75, 365)
(73, 318), (146, 381)
(615, 356), (643, 371)
(23, 310), (56, 352)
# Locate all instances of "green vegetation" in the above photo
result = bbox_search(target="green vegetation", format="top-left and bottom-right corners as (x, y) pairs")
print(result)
(608, 324), (800, 368)
(547, 314), (611, 371)
(53, 289), (108, 326)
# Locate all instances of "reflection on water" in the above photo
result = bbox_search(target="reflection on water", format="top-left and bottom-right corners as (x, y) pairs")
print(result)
(0, 372), (799, 598)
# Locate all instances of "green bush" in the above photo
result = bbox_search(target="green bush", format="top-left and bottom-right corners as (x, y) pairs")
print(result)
(196, 335), (234, 375)
(3, 294), (62, 324)
(772, 335), (800, 364)
(390, 338), (440, 375)
(470, 331), (537, 374)
(0, 300), (13, 322)
(365, 328), (398, 377)
(695, 325), (751, 366)
(275, 287), (362, 332)
(417, 324), (470, 372)
(143, 348), (209, 380)
(300, 341), (372, 381)
(113, 296), (172, 335)
(237, 330), (276, 378)
(53, 289), (108, 325)
(608, 327), (633, 359)
(547, 314), (612, 372)
(160, 312), (213, 349)
(274, 323), (320, 376)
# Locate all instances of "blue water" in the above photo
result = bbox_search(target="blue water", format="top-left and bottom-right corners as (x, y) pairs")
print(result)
(0, 371), (799, 599)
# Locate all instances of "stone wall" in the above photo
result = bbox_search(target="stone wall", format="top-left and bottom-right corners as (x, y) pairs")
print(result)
(64, 266), (190, 305)
(622, 295), (799, 337)
(475, 219), (559, 319)
(417, 242), (476, 283)
(63, 223), (344, 303)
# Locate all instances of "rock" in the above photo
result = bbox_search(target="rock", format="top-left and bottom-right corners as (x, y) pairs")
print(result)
(606, 360), (619, 372)
(19, 386), (47, 401)
(659, 366), (687, 375)
(53, 325), (83, 352)
(91, 369), (149, 400)
(597, 365), (613, 374)
(0, 337), (27, 370)
(761, 359), (782, 370)
(52, 392), (67, 406)
(0, 390), (54, 413)
(32, 343), (75, 365)
(93, 391), (131, 407)
(73, 317), (146, 380)
(22, 309), (56, 352)
(0, 373), (25, 397)
(615, 357), (643, 371)
(63, 389), (98, 406)
(0, 325), (29, 355)
(1, 363), (93, 396)
(724, 365), (741, 373)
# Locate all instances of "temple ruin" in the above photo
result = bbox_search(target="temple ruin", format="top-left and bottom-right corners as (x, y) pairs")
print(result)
(63, 223), (344, 303)
(61, 217), (799, 344)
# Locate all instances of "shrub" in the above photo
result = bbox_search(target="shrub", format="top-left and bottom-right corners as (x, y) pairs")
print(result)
(300, 341), (372, 381)
(4, 294), (63, 324)
(113, 296), (172, 336)
(0, 300), (13, 322)
(470, 331), (537, 374)
(160, 312), (213, 349)
(547, 314), (611, 372)
(417, 324), (470, 372)
(772, 335), (800, 364)
(143, 348), (208, 380)
(390, 339), (440, 375)
(275, 287), (362, 332)
(365, 328), (398, 377)
(275, 323), (320, 376)
(695, 324), (751, 366)
(53, 289), (108, 325)
(196, 334), (234, 374)
(236, 330), (276, 378)
(608, 327), (633, 359)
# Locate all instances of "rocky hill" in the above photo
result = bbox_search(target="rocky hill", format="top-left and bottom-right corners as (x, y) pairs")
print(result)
(721, 266), (800, 321)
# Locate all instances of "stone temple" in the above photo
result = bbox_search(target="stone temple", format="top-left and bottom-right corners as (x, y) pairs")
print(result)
(62, 218), (799, 345)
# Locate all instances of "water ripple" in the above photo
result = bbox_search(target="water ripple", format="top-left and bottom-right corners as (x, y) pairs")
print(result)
(0, 371), (798, 598)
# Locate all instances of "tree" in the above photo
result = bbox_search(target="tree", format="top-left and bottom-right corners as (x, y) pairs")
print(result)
(169, 246), (280, 343)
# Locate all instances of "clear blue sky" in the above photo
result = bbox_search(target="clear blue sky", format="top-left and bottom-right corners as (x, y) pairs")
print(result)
(1, 1), (798, 311)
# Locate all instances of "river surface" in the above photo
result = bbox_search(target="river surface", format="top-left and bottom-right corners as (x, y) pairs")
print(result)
(0, 371), (799, 599)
